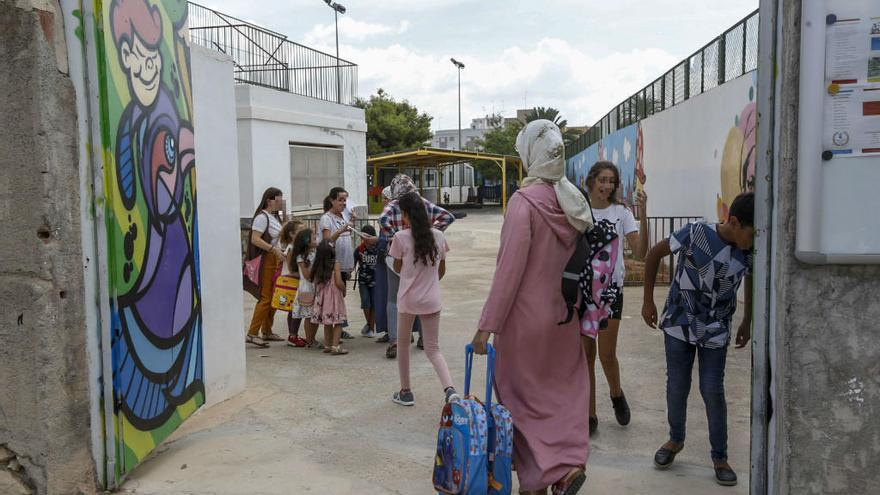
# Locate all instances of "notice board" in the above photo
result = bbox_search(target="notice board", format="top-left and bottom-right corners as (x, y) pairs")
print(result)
(798, 0), (880, 263)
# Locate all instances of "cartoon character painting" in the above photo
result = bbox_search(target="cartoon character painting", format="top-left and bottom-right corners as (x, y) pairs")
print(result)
(97, 0), (203, 475)
(718, 80), (757, 221)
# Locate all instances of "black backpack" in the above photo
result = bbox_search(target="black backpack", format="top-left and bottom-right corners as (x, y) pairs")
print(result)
(558, 190), (622, 337)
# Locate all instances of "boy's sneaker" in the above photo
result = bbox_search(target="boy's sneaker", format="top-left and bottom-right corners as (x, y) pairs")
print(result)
(341, 330), (355, 339)
(392, 389), (415, 406)
(444, 387), (460, 403)
(376, 333), (390, 343)
(286, 336), (307, 347)
(713, 460), (738, 486)
(653, 441), (683, 469)
(611, 392), (631, 426)
(360, 324), (372, 337)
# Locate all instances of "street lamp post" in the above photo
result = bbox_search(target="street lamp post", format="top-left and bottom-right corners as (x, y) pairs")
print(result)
(450, 58), (465, 201)
(324, 0), (346, 104)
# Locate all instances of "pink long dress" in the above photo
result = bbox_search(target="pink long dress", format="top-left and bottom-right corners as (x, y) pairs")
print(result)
(479, 182), (590, 491)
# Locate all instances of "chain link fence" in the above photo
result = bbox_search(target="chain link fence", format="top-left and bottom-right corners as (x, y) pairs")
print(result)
(567, 9), (759, 158)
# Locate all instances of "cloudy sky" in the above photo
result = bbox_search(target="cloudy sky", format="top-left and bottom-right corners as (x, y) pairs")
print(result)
(200, 0), (757, 130)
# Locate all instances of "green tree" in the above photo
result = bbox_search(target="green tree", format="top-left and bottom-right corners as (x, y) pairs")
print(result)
(521, 106), (583, 146)
(355, 89), (433, 156)
(472, 114), (523, 181)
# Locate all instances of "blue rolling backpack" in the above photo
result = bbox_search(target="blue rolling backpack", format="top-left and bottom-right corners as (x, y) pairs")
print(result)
(433, 344), (513, 495)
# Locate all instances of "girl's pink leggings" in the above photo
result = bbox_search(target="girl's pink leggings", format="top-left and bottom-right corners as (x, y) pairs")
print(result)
(397, 311), (454, 391)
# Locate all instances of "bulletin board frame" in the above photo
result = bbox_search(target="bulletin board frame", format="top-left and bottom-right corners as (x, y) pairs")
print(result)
(797, 0), (880, 264)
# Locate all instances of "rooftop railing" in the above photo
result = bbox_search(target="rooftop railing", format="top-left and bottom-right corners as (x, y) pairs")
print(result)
(188, 2), (358, 105)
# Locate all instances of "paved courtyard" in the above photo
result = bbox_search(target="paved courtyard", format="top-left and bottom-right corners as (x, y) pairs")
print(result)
(121, 209), (751, 494)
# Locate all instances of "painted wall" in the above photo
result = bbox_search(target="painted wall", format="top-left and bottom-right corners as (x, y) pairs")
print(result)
(191, 46), (247, 406)
(92, 0), (204, 476)
(235, 85), (368, 217)
(567, 73), (757, 222)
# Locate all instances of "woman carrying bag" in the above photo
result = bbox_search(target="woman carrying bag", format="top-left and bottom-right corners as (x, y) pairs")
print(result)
(244, 187), (287, 347)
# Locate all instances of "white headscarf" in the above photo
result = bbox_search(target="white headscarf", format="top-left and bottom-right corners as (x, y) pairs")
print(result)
(381, 186), (393, 200)
(516, 120), (593, 232)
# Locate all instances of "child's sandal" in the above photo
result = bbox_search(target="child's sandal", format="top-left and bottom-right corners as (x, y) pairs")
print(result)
(331, 345), (349, 356)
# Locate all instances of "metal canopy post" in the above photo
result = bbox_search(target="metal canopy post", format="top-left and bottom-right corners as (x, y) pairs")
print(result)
(501, 158), (507, 211)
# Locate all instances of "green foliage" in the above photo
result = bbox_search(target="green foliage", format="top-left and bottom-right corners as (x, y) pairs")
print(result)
(355, 89), (433, 156)
(521, 106), (583, 147)
(473, 115), (523, 181)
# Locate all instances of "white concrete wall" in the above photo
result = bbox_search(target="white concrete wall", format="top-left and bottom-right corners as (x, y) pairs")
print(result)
(641, 73), (756, 221)
(236, 85), (367, 217)
(567, 72), (757, 223)
(191, 46), (247, 406)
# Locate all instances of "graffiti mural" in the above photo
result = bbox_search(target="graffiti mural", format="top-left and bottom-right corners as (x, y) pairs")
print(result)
(718, 75), (757, 221)
(567, 122), (645, 206)
(95, 0), (203, 475)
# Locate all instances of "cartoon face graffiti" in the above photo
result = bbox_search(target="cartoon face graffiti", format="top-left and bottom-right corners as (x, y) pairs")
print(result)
(111, 0), (164, 107)
(120, 35), (162, 106)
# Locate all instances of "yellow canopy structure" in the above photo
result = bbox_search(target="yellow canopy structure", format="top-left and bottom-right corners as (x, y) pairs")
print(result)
(366, 147), (524, 210)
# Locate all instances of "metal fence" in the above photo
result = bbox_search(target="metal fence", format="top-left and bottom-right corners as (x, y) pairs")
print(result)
(240, 215), (380, 262)
(188, 2), (358, 105)
(623, 216), (703, 285)
(567, 9), (759, 158)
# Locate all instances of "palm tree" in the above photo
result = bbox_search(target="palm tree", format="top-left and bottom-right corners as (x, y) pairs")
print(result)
(521, 107), (583, 146)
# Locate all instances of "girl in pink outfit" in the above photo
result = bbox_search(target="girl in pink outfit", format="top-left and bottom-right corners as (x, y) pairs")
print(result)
(388, 192), (458, 407)
(472, 120), (592, 495)
(310, 240), (349, 356)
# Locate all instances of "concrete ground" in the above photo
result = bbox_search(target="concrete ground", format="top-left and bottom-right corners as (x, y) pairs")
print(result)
(121, 209), (751, 495)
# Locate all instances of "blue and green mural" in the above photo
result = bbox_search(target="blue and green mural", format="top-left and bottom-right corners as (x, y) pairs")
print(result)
(567, 122), (645, 206)
(94, 0), (203, 475)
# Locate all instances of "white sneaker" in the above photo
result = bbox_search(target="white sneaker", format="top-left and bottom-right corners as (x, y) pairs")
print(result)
(360, 324), (374, 337)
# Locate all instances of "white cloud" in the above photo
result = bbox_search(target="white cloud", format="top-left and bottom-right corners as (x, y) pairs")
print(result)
(321, 37), (678, 130)
(304, 17), (410, 44)
(623, 137), (632, 162)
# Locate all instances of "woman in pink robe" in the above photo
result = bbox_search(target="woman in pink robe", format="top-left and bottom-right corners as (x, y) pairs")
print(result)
(472, 121), (592, 495)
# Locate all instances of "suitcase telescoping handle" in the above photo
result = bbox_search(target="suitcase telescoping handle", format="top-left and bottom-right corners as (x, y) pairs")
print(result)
(464, 343), (495, 411)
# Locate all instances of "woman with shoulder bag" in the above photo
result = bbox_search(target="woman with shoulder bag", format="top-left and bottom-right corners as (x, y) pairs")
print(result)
(245, 187), (288, 347)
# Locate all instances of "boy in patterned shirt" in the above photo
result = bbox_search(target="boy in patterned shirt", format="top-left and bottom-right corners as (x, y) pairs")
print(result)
(641, 192), (755, 487)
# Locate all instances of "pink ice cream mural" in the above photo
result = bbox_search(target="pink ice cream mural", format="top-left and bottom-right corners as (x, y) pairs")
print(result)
(718, 83), (757, 221)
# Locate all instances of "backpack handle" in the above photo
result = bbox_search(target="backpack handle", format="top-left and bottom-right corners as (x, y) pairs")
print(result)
(464, 343), (496, 411)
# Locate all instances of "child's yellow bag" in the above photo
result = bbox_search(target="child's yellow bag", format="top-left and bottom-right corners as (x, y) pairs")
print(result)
(271, 275), (299, 311)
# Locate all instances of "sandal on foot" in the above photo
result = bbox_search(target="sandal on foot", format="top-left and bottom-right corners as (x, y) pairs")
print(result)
(245, 335), (269, 347)
(331, 345), (349, 355)
(261, 332), (285, 342)
(385, 343), (398, 359)
(551, 467), (586, 495)
(654, 441), (683, 469)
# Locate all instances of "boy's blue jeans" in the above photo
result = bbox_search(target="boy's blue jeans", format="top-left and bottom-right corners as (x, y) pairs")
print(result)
(664, 332), (728, 461)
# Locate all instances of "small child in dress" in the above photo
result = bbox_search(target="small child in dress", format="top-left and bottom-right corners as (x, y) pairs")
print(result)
(290, 229), (319, 348)
(311, 240), (349, 355)
(355, 225), (379, 337)
(279, 220), (307, 347)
